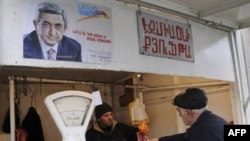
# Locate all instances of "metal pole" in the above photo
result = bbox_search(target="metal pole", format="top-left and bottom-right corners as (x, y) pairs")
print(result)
(9, 76), (15, 141)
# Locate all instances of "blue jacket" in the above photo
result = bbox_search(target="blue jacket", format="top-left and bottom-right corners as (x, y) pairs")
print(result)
(23, 31), (82, 62)
(159, 110), (228, 141)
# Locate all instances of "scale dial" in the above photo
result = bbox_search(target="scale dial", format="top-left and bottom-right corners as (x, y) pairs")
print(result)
(53, 96), (91, 127)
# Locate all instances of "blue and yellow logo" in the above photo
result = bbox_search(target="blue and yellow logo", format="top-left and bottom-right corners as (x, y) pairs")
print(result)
(77, 2), (109, 22)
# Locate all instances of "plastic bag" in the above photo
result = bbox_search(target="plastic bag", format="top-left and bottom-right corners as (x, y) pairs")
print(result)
(129, 98), (149, 125)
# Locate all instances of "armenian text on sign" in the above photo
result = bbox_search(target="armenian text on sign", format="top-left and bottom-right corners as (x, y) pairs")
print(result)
(137, 12), (194, 62)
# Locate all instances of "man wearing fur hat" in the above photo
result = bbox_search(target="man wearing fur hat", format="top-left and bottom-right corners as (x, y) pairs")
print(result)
(147, 88), (228, 141)
(86, 102), (139, 141)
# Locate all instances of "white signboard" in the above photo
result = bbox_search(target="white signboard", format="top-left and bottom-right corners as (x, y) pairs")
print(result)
(137, 12), (194, 62)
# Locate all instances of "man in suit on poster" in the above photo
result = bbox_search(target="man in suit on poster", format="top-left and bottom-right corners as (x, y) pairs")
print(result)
(23, 2), (82, 62)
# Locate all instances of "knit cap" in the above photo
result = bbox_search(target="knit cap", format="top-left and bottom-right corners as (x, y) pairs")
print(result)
(94, 102), (113, 119)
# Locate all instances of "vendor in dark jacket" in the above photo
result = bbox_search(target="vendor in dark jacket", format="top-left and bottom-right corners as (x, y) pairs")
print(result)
(147, 88), (228, 141)
(85, 102), (139, 141)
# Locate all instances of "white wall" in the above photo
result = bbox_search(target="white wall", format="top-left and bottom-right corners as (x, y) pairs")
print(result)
(0, 0), (234, 82)
(241, 28), (250, 123)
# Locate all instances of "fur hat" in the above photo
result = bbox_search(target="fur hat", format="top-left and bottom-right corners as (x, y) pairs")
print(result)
(173, 88), (208, 109)
(94, 102), (113, 119)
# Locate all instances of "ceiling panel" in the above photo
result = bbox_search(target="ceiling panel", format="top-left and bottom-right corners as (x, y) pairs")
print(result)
(157, 0), (250, 28)
(119, 0), (250, 29)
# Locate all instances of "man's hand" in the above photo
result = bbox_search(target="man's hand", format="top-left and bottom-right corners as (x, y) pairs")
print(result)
(16, 128), (28, 141)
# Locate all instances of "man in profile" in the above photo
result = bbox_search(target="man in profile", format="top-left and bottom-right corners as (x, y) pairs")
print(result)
(23, 2), (82, 62)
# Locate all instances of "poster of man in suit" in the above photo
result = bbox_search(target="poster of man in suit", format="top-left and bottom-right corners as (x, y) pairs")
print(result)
(23, 0), (112, 64)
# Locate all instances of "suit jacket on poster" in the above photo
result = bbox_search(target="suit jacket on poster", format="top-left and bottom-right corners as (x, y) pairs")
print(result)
(23, 31), (82, 62)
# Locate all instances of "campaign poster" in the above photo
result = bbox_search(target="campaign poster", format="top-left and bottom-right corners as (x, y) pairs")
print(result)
(23, 0), (112, 64)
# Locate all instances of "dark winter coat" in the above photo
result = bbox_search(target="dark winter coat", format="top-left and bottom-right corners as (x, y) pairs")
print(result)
(159, 110), (227, 141)
(85, 120), (139, 141)
(22, 107), (44, 141)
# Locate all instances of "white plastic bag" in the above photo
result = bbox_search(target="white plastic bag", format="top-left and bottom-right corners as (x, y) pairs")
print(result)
(129, 98), (149, 125)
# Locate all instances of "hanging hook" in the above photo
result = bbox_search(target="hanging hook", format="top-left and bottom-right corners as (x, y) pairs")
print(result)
(22, 76), (27, 96)
(135, 85), (140, 98)
(31, 95), (34, 106)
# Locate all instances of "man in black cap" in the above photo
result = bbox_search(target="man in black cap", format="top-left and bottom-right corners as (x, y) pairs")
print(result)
(147, 88), (228, 141)
(85, 102), (139, 141)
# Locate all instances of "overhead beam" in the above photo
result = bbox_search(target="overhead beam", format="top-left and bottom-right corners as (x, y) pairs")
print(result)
(200, 0), (250, 18)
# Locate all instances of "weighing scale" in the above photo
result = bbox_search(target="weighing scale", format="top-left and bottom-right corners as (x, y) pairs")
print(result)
(44, 90), (95, 141)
